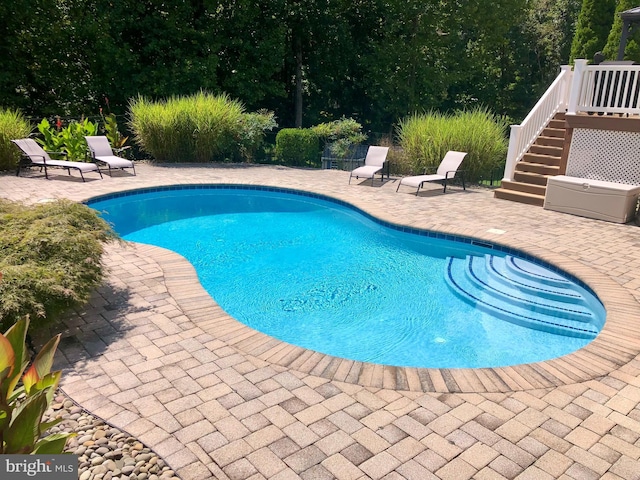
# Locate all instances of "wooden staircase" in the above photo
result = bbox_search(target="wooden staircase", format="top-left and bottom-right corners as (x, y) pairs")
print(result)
(494, 112), (567, 206)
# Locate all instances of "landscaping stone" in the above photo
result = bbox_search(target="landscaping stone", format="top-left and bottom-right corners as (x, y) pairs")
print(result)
(44, 392), (180, 480)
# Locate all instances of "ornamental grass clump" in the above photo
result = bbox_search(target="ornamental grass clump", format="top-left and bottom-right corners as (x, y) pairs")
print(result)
(0, 108), (32, 171)
(0, 199), (117, 331)
(130, 91), (273, 162)
(397, 107), (509, 182)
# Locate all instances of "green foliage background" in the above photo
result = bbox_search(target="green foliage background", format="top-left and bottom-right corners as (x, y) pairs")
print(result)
(603, 0), (640, 62)
(0, 0), (583, 132)
(570, 0), (617, 62)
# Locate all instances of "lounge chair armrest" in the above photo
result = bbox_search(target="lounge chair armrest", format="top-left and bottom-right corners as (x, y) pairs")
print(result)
(114, 146), (131, 154)
(444, 169), (463, 178)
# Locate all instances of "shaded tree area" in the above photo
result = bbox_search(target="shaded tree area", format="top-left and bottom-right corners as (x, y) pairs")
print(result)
(570, 0), (616, 62)
(1, 0), (581, 131)
(603, 0), (640, 62)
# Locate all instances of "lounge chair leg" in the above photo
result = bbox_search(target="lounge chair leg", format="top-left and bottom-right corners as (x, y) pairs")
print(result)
(461, 173), (466, 190)
(443, 179), (447, 194)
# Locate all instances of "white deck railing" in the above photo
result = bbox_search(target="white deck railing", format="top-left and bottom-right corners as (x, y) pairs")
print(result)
(503, 59), (640, 182)
(568, 61), (640, 116)
(503, 66), (572, 182)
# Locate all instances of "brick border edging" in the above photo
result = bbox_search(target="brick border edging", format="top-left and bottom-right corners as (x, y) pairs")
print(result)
(132, 231), (640, 394)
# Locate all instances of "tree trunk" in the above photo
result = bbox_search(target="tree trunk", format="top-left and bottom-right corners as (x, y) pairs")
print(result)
(295, 36), (303, 128)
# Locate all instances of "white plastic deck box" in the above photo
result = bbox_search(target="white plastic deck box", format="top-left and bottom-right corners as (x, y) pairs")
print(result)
(544, 175), (640, 223)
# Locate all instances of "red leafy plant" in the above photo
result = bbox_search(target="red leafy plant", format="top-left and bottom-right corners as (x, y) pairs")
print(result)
(0, 313), (75, 454)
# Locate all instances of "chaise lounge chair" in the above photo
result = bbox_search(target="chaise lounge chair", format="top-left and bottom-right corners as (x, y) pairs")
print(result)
(348, 146), (389, 186)
(12, 138), (103, 182)
(85, 136), (136, 175)
(396, 151), (467, 195)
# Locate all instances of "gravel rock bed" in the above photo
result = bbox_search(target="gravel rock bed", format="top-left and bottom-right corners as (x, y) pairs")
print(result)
(45, 393), (181, 480)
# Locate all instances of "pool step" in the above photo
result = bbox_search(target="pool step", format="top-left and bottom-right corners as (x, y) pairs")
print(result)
(445, 255), (603, 339)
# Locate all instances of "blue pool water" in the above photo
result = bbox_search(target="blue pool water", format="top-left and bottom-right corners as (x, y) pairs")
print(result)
(88, 186), (605, 368)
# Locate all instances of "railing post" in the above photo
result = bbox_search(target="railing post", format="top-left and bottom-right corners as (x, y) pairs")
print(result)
(502, 125), (521, 182)
(567, 59), (587, 115)
(560, 65), (572, 110)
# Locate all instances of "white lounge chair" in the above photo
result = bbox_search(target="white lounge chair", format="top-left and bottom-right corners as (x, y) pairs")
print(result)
(85, 136), (136, 175)
(348, 146), (389, 186)
(12, 138), (103, 182)
(396, 151), (467, 195)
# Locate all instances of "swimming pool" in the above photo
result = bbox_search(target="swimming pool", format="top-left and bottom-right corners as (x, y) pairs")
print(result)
(88, 186), (606, 369)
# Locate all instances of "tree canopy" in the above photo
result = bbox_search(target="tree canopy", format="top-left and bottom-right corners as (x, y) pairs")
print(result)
(1, 0), (581, 131)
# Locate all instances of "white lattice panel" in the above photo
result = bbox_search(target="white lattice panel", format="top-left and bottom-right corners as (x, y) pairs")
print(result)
(567, 128), (640, 185)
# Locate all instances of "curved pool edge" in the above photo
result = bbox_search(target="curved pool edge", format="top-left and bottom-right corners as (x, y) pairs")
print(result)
(123, 230), (640, 394)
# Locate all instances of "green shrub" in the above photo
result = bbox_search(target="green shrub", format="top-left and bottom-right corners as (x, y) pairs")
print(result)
(0, 199), (117, 331)
(274, 128), (320, 167)
(129, 91), (276, 163)
(311, 117), (367, 158)
(396, 107), (509, 182)
(0, 109), (32, 171)
(237, 109), (278, 162)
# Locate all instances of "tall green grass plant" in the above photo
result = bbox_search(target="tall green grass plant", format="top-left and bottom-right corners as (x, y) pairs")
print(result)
(397, 108), (508, 182)
(129, 91), (275, 163)
(0, 109), (32, 171)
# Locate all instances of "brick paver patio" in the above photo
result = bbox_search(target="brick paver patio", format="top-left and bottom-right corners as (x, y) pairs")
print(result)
(2, 163), (640, 479)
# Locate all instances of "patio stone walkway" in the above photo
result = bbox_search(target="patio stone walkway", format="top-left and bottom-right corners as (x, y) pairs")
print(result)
(2, 163), (640, 479)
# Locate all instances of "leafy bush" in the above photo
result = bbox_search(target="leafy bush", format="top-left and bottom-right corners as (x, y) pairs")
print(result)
(396, 107), (509, 182)
(0, 109), (32, 171)
(102, 112), (129, 150)
(0, 316), (76, 454)
(237, 109), (278, 162)
(36, 118), (99, 161)
(311, 118), (367, 158)
(129, 91), (277, 163)
(274, 128), (320, 167)
(0, 199), (117, 331)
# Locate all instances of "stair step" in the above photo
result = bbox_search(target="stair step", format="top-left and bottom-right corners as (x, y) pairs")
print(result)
(445, 256), (601, 339)
(488, 256), (578, 299)
(554, 111), (566, 120)
(499, 180), (546, 196)
(505, 256), (571, 288)
(535, 136), (565, 148)
(548, 119), (566, 129)
(467, 257), (595, 322)
(530, 144), (562, 156)
(515, 161), (560, 176)
(513, 171), (550, 186)
(542, 127), (566, 138)
(494, 188), (545, 206)
(522, 153), (561, 166)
